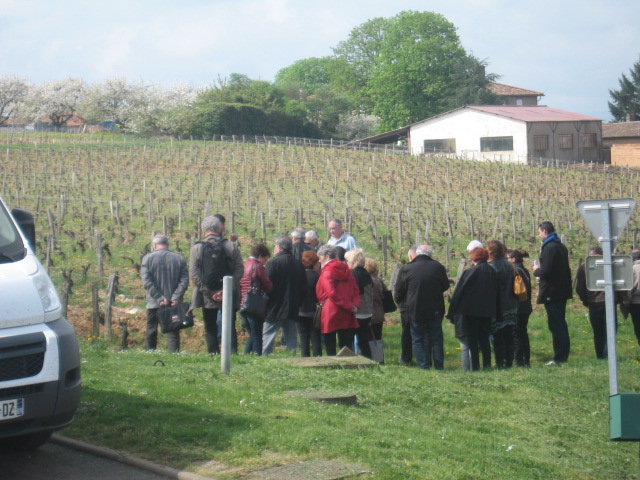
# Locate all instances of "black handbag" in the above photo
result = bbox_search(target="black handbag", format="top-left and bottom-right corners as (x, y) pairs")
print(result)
(382, 289), (397, 313)
(239, 263), (269, 319)
(158, 302), (194, 333)
(313, 301), (324, 329)
(240, 287), (269, 318)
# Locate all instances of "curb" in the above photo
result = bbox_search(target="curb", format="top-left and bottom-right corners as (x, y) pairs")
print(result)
(51, 434), (219, 480)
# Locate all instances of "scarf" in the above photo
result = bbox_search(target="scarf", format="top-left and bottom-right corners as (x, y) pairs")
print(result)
(542, 231), (561, 247)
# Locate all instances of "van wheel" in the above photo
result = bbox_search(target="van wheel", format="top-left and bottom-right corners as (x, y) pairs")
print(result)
(0, 430), (52, 450)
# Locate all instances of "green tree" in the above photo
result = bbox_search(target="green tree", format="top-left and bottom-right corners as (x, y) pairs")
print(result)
(274, 57), (342, 96)
(367, 11), (469, 131)
(332, 16), (390, 109)
(609, 57), (640, 122)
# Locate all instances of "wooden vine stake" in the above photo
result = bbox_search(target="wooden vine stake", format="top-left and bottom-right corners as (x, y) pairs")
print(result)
(104, 273), (119, 341)
(96, 230), (103, 287)
(91, 282), (100, 337)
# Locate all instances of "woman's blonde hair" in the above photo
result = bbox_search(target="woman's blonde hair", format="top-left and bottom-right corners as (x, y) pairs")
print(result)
(364, 257), (378, 276)
(344, 248), (365, 269)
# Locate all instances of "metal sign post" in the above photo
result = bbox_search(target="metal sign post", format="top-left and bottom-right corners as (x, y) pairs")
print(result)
(577, 199), (640, 443)
(577, 199), (635, 396)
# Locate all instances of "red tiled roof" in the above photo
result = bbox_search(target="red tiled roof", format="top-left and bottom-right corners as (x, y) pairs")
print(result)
(602, 121), (640, 139)
(488, 82), (544, 97)
(467, 105), (601, 122)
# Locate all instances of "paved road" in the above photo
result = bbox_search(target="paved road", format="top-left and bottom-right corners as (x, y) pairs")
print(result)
(0, 440), (177, 480)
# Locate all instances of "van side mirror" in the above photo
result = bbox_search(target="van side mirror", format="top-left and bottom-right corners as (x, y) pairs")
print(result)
(11, 208), (36, 252)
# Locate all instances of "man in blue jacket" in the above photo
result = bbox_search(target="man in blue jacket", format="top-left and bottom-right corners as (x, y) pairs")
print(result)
(533, 221), (573, 365)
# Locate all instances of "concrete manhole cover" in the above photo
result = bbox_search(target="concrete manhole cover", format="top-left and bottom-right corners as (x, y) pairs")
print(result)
(251, 460), (371, 480)
(278, 356), (378, 369)
(284, 390), (357, 405)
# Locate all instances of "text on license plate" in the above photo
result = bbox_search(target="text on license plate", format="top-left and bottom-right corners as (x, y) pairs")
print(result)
(0, 398), (24, 421)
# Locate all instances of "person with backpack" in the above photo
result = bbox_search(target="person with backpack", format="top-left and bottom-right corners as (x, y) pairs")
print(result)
(189, 216), (243, 354)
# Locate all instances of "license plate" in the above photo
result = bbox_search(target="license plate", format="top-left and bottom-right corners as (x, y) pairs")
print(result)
(0, 398), (24, 421)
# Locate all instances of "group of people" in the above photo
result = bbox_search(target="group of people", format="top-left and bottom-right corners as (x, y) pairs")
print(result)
(392, 221), (572, 371)
(141, 216), (640, 369)
(140, 216), (389, 359)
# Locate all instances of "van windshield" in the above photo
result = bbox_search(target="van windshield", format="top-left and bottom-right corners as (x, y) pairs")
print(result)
(0, 203), (26, 263)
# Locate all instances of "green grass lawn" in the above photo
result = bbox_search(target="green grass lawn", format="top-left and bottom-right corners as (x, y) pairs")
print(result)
(65, 305), (640, 480)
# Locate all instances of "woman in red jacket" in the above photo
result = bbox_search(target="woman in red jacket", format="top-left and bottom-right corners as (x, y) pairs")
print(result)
(316, 244), (360, 355)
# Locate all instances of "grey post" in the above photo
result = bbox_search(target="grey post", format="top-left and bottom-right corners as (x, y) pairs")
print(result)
(221, 275), (233, 374)
(601, 206), (618, 396)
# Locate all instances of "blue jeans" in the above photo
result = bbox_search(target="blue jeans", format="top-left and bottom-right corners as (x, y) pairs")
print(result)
(410, 314), (444, 370)
(216, 309), (238, 354)
(400, 311), (413, 364)
(241, 312), (264, 355)
(545, 301), (570, 363)
(262, 317), (298, 355)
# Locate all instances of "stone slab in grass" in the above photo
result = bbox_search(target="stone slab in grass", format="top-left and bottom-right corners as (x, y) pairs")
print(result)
(278, 355), (378, 369)
(250, 460), (371, 480)
(284, 390), (357, 405)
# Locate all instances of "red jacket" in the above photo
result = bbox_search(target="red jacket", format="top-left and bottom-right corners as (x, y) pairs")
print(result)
(315, 260), (360, 334)
(240, 257), (273, 304)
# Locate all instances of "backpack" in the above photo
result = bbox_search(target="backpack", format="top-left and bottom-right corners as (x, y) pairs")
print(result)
(199, 239), (231, 292)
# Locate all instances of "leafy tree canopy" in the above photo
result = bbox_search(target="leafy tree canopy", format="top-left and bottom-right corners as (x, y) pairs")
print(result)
(609, 56), (640, 122)
(274, 57), (344, 97)
(330, 10), (500, 131)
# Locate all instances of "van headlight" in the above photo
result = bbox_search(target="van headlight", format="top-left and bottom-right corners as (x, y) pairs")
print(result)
(31, 268), (61, 313)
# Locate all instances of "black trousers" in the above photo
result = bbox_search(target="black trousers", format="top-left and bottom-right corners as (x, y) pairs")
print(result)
(145, 308), (180, 352)
(513, 313), (531, 366)
(323, 329), (355, 356)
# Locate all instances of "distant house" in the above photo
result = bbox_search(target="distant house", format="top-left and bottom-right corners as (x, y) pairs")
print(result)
(362, 105), (603, 164)
(602, 121), (640, 167)
(487, 82), (544, 106)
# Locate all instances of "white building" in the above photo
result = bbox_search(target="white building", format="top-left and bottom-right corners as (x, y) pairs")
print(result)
(365, 105), (603, 164)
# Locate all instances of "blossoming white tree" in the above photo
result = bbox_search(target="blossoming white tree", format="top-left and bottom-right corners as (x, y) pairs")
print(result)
(28, 78), (85, 128)
(0, 76), (30, 125)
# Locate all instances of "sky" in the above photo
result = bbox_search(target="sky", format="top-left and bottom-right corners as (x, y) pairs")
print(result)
(1, 0), (639, 122)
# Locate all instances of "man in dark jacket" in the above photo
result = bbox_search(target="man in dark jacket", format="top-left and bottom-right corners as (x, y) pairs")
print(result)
(576, 246), (614, 359)
(291, 228), (312, 261)
(394, 245), (450, 370)
(533, 221), (573, 365)
(262, 235), (307, 355)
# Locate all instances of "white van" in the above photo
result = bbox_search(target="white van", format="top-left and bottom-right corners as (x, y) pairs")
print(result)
(0, 197), (81, 449)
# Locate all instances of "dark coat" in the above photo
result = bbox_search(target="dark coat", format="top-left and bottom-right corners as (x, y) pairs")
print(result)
(299, 269), (320, 316)
(265, 250), (306, 321)
(291, 240), (312, 261)
(393, 255), (450, 321)
(489, 256), (520, 312)
(536, 238), (573, 304)
(447, 261), (500, 321)
(514, 262), (533, 315)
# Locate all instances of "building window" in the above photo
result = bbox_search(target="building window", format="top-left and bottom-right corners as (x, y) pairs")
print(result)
(534, 135), (549, 151)
(480, 136), (513, 152)
(424, 138), (456, 153)
(559, 134), (573, 149)
(583, 133), (597, 148)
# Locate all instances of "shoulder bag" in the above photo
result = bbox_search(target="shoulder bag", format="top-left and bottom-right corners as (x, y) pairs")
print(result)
(513, 270), (528, 302)
(382, 288), (397, 313)
(159, 302), (194, 333)
(239, 263), (269, 319)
